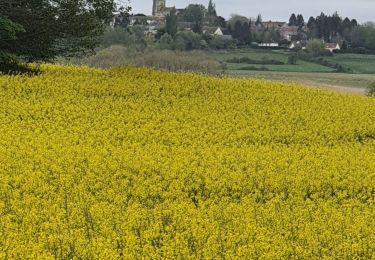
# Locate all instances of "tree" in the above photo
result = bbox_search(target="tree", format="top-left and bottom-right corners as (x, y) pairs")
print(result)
(0, 16), (24, 64)
(289, 14), (297, 26)
(340, 17), (352, 34)
(214, 16), (227, 28)
(350, 25), (375, 50)
(227, 15), (251, 45)
(113, 5), (132, 28)
(173, 31), (203, 51)
(209, 35), (235, 49)
(366, 82), (375, 97)
(236, 21), (252, 45)
(233, 21), (243, 41)
(288, 53), (298, 64)
(329, 12), (342, 40)
(306, 39), (325, 56)
(158, 33), (174, 49)
(181, 4), (207, 33)
(228, 14), (249, 32)
(262, 28), (280, 43)
(296, 14), (305, 28)
(207, 0), (218, 26)
(255, 14), (263, 27)
(316, 12), (329, 41)
(207, 0), (217, 17)
(307, 16), (317, 39)
(166, 8), (178, 37)
(0, 0), (127, 70)
(245, 20), (253, 44)
(351, 19), (358, 28)
(341, 40), (348, 50)
(307, 17), (315, 30)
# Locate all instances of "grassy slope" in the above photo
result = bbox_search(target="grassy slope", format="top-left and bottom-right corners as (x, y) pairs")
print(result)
(209, 49), (335, 73)
(208, 49), (375, 93)
(228, 70), (375, 94)
(326, 53), (375, 74)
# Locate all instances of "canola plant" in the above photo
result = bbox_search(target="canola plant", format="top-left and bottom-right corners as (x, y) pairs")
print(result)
(0, 65), (374, 259)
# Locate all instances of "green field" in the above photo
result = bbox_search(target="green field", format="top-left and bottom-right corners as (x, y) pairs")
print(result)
(229, 70), (375, 94)
(326, 53), (375, 74)
(207, 49), (375, 93)
(209, 49), (335, 73)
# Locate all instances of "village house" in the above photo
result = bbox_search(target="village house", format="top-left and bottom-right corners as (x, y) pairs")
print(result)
(289, 41), (307, 50)
(280, 25), (299, 41)
(258, 43), (280, 47)
(262, 21), (287, 30)
(202, 27), (233, 40)
(324, 42), (341, 52)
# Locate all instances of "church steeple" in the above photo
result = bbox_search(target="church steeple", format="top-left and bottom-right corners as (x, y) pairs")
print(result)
(152, 0), (166, 17)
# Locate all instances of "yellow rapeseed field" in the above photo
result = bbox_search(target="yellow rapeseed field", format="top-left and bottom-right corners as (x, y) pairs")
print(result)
(0, 65), (374, 259)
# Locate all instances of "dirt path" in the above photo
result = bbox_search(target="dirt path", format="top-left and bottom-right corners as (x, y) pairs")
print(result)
(295, 80), (367, 95)
(229, 71), (371, 96)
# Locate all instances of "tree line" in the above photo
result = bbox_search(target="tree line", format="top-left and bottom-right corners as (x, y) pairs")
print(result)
(0, 0), (130, 72)
(150, 2), (375, 51)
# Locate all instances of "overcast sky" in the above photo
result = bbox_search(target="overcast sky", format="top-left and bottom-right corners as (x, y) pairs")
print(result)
(131, 0), (374, 23)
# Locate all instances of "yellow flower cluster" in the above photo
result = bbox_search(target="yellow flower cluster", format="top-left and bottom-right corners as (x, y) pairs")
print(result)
(0, 65), (374, 259)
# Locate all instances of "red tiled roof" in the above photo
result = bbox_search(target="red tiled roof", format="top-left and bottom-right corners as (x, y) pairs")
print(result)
(280, 26), (298, 33)
(324, 43), (339, 49)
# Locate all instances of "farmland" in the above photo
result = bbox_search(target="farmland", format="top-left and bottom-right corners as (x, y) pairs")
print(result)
(209, 49), (375, 92)
(0, 65), (374, 258)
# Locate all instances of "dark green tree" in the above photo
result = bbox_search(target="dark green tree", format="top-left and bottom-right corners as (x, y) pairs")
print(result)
(296, 14), (305, 28)
(114, 4), (132, 28)
(182, 4), (207, 33)
(328, 12), (342, 40)
(289, 14), (297, 26)
(288, 53), (298, 64)
(0, 0), (128, 70)
(350, 25), (375, 50)
(351, 19), (358, 27)
(307, 17), (316, 29)
(231, 20), (251, 45)
(307, 16), (317, 38)
(306, 39), (325, 56)
(207, 0), (217, 26)
(228, 14), (249, 32)
(207, 0), (217, 17)
(166, 8), (178, 36)
(233, 20), (243, 40)
(0, 16), (24, 64)
(255, 14), (263, 27)
(315, 12), (329, 41)
(340, 17), (352, 35)
(214, 16), (227, 28)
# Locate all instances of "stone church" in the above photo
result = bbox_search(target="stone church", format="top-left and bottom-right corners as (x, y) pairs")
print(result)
(152, 0), (175, 19)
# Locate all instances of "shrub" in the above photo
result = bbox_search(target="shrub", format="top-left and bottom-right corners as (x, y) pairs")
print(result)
(367, 82), (375, 97)
(306, 39), (326, 57)
(209, 36), (236, 50)
(287, 53), (298, 64)
(173, 31), (204, 51)
(100, 26), (148, 51)
(239, 65), (269, 71)
(133, 50), (224, 74)
(63, 46), (224, 74)
(226, 56), (284, 65)
(158, 33), (174, 50)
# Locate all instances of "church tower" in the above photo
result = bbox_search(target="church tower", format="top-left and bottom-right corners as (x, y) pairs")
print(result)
(152, 0), (166, 18)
